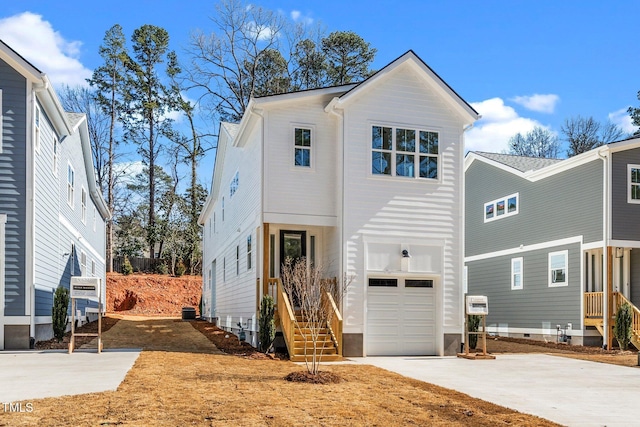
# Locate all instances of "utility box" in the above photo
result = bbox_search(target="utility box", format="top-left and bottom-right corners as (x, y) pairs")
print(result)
(466, 295), (489, 315)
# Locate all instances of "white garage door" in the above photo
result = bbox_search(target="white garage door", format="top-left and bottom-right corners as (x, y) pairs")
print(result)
(366, 278), (436, 356)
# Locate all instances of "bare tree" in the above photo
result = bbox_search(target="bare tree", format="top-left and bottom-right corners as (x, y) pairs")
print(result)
(281, 258), (350, 376)
(509, 126), (560, 158)
(186, 0), (286, 122)
(562, 115), (626, 157)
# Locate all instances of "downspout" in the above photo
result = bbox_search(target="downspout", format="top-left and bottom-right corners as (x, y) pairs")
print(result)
(597, 147), (609, 348)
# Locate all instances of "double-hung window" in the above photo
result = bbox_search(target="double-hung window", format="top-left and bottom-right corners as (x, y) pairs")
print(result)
(294, 128), (311, 167)
(67, 164), (75, 208)
(628, 164), (640, 203)
(81, 188), (87, 224)
(549, 250), (568, 287)
(371, 125), (439, 179)
(247, 235), (252, 270)
(511, 257), (523, 290)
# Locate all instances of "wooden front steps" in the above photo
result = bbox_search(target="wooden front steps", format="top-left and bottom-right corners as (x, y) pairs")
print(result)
(584, 292), (640, 349)
(289, 318), (341, 362)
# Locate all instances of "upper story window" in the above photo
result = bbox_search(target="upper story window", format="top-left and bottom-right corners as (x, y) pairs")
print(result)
(81, 251), (87, 275)
(81, 188), (87, 224)
(52, 136), (58, 175)
(549, 250), (568, 287)
(67, 164), (75, 208)
(628, 165), (640, 203)
(91, 259), (96, 276)
(511, 257), (523, 290)
(484, 193), (519, 222)
(230, 171), (239, 197)
(34, 104), (41, 152)
(371, 125), (438, 179)
(294, 127), (311, 167)
(247, 235), (252, 270)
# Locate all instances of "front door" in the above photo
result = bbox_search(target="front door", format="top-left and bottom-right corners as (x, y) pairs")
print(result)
(279, 230), (307, 274)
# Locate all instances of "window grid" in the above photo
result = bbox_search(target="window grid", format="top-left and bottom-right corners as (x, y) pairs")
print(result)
(628, 164), (640, 203)
(247, 235), (252, 270)
(294, 128), (311, 167)
(549, 250), (568, 287)
(372, 125), (439, 179)
(511, 257), (523, 290)
(484, 193), (519, 223)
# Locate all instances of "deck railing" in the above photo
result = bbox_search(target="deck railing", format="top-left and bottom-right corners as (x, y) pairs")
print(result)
(614, 292), (640, 338)
(584, 292), (604, 318)
(322, 290), (343, 355)
(274, 278), (296, 356)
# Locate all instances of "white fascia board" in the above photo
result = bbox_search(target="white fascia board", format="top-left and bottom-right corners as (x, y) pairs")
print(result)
(604, 137), (640, 153)
(253, 84), (355, 107)
(36, 75), (73, 137)
(77, 117), (110, 220)
(608, 239), (640, 249)
(0, 41), (42, 82)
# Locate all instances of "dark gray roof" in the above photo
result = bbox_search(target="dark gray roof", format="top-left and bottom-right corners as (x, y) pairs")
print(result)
(65, 112), (84, 127)
(473, 151), (563, 172)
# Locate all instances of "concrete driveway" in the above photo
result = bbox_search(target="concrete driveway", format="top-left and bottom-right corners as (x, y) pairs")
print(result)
(0, 349), (140, 403)
(353, 354), (640, 427)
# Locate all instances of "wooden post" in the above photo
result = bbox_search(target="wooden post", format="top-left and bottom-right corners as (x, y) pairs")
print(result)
(607, 247), (614, 350)
(482, 315), (487, 356)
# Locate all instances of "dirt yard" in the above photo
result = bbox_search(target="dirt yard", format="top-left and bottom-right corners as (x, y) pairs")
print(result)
(106, 273), (202, 316)
(2, 315), (562, 427)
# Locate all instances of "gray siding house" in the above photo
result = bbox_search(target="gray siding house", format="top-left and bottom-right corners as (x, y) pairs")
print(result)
(465, 139), (640, 349)
(0, 40), (110, 349)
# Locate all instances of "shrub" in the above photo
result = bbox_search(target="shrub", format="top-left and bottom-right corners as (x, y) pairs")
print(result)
(155, 262), (168, 275)
(122, 256), (133, 276)
(468, 315), (481, 349)
(614, 302), (632, 350)
(52, 286), (70, 342)
(198, 294), (203, 318)
(258, 294), (276, 353)
(175, 260), (186, 277)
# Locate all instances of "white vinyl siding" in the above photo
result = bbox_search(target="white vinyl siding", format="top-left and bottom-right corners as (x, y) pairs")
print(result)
(81, 251), (87, 275)
(511, 257), (523, 290)
(549, 250), (568, 287)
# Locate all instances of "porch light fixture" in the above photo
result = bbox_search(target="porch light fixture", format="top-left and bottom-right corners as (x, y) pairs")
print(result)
(402, 249), (411, 258)
(616, 247), (624, 258)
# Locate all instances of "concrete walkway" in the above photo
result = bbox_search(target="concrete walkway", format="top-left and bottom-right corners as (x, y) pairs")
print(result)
(352, 354), (640, 427)
(0, 349), (140, 402)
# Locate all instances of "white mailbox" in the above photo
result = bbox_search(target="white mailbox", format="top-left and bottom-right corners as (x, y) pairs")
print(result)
(466, 295), (489, 315)
(70, 277), (101, 300)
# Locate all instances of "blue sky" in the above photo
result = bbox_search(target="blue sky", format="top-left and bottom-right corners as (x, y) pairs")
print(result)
(2, 1), (640, 180)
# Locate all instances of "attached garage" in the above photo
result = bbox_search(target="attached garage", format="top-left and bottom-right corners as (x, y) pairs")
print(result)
(366, 277), (437, 356)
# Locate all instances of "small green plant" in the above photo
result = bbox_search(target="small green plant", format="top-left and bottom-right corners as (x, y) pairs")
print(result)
(175, 260), (186, 277)
(155, 262), (168, 275)
(52, 285), (70, 342)
(468, 314), (481, 350)
(614, 302), (632, 350)
(258, 295), (276, 353)
(198, 294), (203, 318)
(122, 256), (133, 276)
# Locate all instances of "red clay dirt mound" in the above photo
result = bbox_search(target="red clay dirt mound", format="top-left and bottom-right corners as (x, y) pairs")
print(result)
(107, 272), (202, 316)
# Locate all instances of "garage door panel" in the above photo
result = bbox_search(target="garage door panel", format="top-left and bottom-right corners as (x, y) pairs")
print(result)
(367, 278), (437, 356)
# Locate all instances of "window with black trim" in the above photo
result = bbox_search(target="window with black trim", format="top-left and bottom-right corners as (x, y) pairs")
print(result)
(368, 278), (398, 287)
(294, 128), (311, 167)
(247, 235), (252, 270)
(484, 193), (519, 222)
(405, 279), (434, 288)
(371, 125), (438, 179)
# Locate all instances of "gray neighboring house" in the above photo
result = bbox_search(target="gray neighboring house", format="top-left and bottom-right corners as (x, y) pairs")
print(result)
(0, 40), (110, 349)
(465, 139), (640, 349)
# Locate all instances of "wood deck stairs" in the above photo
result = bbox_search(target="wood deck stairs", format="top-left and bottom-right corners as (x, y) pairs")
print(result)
(267, 277), (343, 363)
(289, 313), (342, 362)
(584, 292), (640, 349)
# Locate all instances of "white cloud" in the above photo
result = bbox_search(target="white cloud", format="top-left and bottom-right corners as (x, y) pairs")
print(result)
(290, 10), (313, 25)
(465, 97), (550, 153)
(245, 21), (277, 41)
(511, 93), (560, 114)
(608, 107), (637, 134)
(0, 12), (91, 87)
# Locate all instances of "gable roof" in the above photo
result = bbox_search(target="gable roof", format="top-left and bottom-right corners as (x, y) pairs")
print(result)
(328, 50), (479, 125)
(473, 152), (563, 172)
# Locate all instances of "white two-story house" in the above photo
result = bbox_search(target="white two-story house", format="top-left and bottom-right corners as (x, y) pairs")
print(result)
(199, 50), (478, 357)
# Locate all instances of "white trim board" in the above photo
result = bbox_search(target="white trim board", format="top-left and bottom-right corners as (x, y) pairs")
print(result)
(58, 214), (105, 264)
(465, 236), (583, 263)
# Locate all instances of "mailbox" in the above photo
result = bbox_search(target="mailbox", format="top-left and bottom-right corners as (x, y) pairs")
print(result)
(466, 295), (488, 315)
(70, 277), (101, 300)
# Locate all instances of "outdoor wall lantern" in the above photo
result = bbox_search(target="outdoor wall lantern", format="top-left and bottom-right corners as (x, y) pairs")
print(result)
(402, 249), (411, 258)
